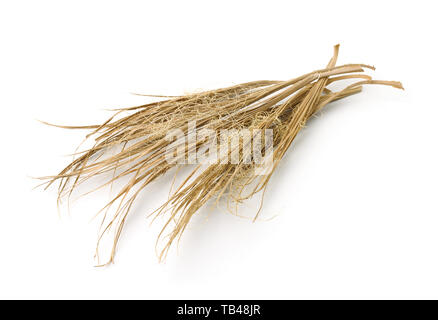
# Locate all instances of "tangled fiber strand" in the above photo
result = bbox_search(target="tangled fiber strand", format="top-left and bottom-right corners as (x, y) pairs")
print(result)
(40, 45), (403, 264)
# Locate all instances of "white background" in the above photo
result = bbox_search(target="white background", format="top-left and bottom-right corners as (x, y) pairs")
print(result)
(1, 0), (437, 299)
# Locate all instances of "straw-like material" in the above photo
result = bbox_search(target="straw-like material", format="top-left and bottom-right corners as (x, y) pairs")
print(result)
(40, 45), (403, 264)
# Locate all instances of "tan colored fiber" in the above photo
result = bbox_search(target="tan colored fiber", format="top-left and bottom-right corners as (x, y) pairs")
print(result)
(40, 45), (403, 264)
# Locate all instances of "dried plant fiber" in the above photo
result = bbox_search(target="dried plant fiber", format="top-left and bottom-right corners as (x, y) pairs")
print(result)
(40, 45), (403, 265)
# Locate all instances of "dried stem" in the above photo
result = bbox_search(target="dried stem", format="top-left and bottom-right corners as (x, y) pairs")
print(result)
(40, 45), (403, 264)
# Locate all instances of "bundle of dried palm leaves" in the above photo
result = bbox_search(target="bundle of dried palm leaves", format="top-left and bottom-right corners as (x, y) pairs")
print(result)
(41, 45), (403, 264)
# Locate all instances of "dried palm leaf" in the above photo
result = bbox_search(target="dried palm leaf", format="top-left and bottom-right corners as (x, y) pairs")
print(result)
(40, 45), (403, 264)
